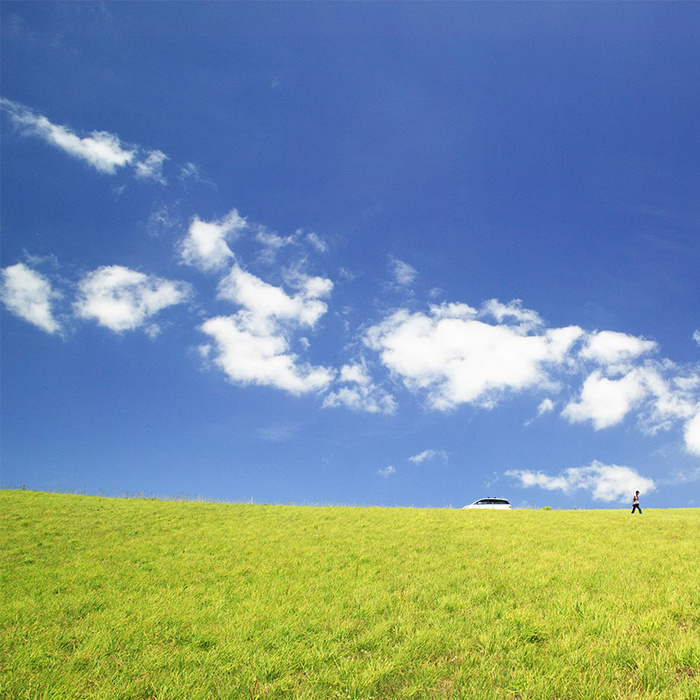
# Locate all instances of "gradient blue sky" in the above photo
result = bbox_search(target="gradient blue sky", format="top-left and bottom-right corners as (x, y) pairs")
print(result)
(2, 2), (699, 509)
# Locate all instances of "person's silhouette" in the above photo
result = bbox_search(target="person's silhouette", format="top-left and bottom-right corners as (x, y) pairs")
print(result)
(631, 491), (642, 514)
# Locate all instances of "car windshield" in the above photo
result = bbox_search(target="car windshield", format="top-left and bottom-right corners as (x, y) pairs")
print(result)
(477, 499), (509, 505)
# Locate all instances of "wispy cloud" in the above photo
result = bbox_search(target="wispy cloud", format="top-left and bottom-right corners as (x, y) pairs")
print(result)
(306, 232), (328, 254)
(2, 98), (137, 175)
(257, 422), (299, 442)
(178, 162), (215, 189)
(0, 263), (61, 334)
(254, 228), (299, 263)
(480, 298), (544, 332)
(378, 465), (396, 477)
(252, 228), (329, 266)
(323, 362), (396, 413)
(409, 449), (448, 464)
(135, 150), (168, 184)
(0, 98), (187, 186)
(507, 461), (656, 503)
(390, 257), (418, 287)
(145, 204), (181, 238)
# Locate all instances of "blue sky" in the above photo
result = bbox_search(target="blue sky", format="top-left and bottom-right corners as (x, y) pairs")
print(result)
(2, 2), (699, 509)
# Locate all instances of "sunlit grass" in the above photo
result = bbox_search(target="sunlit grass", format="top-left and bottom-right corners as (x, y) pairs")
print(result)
(1, 490), (698, 699)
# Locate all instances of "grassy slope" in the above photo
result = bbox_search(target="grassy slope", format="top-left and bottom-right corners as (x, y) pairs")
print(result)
(1, 490), (698, 700)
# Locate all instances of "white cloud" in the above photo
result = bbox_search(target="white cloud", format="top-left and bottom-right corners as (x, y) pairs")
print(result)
(507, 461), (656, 503)
(525, 398), (556, 425)
(390, 257), (418, 287)
(1, 98), (135, 174)
(0, 263), (61, 334)
(218, 265), (332, 328)
(561, 362), (700, 438)
(378, 465), (396, 478)
(562, 369), (649, 429)
(199, 313), (334, 395)
(365, 301), (583, 410)
(536, 398), (555, 417)
(580, 330), (657, 366)
(431, 301), (478, 320)
(409, 449), (448, 464)
(0, 98), (186, 187)
(322, 362), (396, 413)
(642, 370), (698, 433)
(135, 150), (168, 184)
(3, 104), (696, 454)
(685, 410), (700, 456)
(179, 210), (246, 272)
(74, 265), (191, 333)
(362, 298), (699, 447)
(202, 264), (335, 395)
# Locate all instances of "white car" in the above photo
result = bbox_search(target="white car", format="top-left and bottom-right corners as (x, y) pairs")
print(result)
(463, 497), (512, 510)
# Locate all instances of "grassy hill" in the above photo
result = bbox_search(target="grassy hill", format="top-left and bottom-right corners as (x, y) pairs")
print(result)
(1, 490), (698, 699)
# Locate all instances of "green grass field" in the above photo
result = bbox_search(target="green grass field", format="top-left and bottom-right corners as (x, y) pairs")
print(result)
(1, 490), (698, 699)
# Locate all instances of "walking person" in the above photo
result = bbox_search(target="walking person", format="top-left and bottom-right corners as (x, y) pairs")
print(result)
(631, 490), (642, 514)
